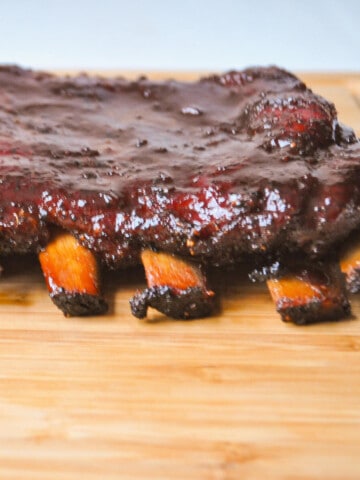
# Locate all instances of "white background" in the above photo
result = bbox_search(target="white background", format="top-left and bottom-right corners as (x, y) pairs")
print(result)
(0, 0), (359, 71)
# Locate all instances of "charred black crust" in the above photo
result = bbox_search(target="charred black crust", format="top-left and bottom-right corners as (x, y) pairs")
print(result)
(130, 286), (214, 320)
(278, 296), (351, 325)
(51, 292), (108, 317)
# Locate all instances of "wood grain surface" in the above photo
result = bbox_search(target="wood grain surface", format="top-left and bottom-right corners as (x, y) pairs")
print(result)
(1, 72), (360, 480)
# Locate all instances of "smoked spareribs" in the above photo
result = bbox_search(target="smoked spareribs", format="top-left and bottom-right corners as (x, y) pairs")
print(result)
(0, 65), (359, 321)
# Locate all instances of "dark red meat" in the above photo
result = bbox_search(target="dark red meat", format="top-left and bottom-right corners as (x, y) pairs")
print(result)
(0, 65), (359, 269)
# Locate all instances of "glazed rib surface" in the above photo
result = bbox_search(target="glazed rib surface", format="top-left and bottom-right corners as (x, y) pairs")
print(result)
(0, 65), (359, 268)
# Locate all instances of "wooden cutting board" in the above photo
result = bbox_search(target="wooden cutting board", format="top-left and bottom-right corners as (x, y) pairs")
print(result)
(1, 72), (360, 480)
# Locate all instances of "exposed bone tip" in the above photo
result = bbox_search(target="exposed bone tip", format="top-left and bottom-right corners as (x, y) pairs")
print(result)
(132, 249), (214, 319)
(39, 230), (106, 317)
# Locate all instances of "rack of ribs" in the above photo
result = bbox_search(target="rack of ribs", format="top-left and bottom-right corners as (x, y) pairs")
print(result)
(0, 65), (359, 323)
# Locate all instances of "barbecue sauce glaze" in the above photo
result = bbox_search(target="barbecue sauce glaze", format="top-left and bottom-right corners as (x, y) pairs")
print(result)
(0, 65), (359, 269)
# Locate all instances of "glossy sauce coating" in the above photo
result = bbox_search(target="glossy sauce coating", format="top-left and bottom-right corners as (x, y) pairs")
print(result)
(0, 65), (359, 268)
